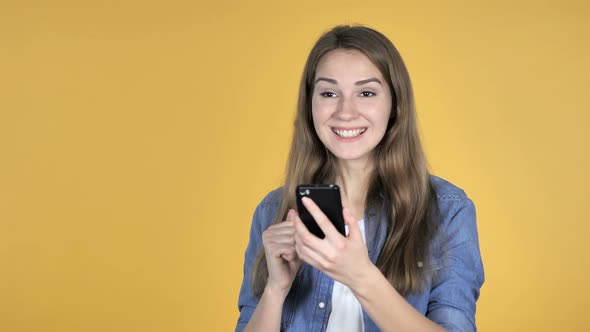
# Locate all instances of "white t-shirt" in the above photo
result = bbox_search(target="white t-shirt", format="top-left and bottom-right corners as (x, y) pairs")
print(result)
(326, 220), (366, 332)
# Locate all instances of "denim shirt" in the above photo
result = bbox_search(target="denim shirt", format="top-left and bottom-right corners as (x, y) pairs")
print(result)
(236, 176), (485, 332)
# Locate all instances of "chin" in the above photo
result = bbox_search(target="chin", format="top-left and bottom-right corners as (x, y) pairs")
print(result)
(329, 150), (372, 163)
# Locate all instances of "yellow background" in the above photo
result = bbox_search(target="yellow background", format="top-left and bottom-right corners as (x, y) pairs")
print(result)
(1, 0), (588, 331)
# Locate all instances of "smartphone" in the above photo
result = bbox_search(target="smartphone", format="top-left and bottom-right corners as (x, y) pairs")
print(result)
(296, 184), (346, 239)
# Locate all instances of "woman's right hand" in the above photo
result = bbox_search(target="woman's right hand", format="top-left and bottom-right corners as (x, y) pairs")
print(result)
(262, 209), (301, 298)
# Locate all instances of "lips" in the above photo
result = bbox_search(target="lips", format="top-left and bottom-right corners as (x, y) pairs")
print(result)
(332, 127), (367, 138)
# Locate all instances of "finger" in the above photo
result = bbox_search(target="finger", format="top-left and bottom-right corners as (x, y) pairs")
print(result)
(278, 251), (297, 263)
(294, 216), (341, 268)
(269, 222), (296, 234)
(268, 240), (296, 256)
(269, 233), (296, 246)
(293, 214), (326, 252)
(278, 246), (298, 262)
(281, 253), (296, 262)
(343, 207), (362, 241)
(294, 233), (330, 272)
(263, 224), (295, 240)
(301, 197), (341, 240)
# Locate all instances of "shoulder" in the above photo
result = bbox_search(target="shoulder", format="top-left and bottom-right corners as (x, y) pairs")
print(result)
(250, 187), (284, 232)
(429, 175), (476, 225)
(429, 175), (467, 201)
(258, 187), (284, 205)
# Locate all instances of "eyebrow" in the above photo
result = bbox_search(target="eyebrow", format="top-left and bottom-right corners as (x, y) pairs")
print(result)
(314, 77), (383, 85)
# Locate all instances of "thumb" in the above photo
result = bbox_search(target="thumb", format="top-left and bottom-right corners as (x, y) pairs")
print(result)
(343, 207), (361, 241)
(286, 209), (296, 222)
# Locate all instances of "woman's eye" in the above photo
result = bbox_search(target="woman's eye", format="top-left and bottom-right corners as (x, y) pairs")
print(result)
(320, 92), (337, 98)
(360, 91), (376, 97)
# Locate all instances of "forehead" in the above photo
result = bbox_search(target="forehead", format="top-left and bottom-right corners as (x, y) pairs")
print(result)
(315, 49), (384, 80)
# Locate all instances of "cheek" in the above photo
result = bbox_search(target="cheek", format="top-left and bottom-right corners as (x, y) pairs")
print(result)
(311, 109), (333, 148)
(311, 105), (329, 131)
(311, 113), (327, 143)
(376, 102), (393, 129)
(312, 98), (336, 117)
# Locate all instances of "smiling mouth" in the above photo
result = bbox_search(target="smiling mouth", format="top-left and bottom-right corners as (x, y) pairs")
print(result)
(332, 128), (367, 138)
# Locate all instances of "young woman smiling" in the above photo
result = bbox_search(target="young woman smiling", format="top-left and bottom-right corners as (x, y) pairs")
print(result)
(236, 25), (484, 332)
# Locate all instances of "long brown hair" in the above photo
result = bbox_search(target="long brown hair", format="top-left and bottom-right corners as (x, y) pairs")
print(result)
(252, 25), (438, 297)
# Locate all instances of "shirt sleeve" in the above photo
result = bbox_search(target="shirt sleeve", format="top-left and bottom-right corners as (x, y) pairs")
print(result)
(426, 195), (485, 332)
(235, 199), (276, 332)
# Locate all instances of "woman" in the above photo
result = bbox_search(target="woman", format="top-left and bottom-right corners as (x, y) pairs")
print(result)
(236, 25), (484, 332)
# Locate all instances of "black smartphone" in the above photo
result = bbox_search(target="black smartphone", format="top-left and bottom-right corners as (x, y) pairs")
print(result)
(296, 184), (346, 239)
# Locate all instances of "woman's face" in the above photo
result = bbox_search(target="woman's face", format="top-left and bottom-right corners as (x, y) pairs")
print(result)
(312, 49), (392, 164)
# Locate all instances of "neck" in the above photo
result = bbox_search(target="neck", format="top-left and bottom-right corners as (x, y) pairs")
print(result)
(335, 157), (373, 220)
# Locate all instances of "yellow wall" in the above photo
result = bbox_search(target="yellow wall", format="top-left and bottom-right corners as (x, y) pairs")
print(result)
(1, 0), (588, 331)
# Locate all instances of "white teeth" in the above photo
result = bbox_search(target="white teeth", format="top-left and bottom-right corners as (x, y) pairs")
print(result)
(333, 128), (366, 138)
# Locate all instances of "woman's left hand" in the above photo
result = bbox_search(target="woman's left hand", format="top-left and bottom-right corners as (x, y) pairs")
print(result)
(294, 197), (374, 291)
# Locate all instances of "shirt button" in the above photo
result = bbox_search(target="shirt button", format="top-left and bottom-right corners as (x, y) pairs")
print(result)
(318, 302), (325, 309)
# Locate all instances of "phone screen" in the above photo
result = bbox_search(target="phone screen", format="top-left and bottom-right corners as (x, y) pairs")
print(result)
(296, 184), (346, 239)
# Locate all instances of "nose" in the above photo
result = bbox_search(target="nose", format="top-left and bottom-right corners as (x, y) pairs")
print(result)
(335, 95), (358, 120)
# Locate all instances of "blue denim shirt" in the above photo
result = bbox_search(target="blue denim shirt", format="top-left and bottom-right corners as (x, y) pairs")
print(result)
(236, 176), (484, 332)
